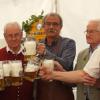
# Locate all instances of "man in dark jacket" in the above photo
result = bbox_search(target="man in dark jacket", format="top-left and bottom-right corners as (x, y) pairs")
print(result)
(36, 13), (76, 100)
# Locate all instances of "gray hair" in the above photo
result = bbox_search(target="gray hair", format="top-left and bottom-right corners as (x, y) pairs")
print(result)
(43, 12), (63, 27)
(4, 22), (22, 34)
(89, 19), (100, 31)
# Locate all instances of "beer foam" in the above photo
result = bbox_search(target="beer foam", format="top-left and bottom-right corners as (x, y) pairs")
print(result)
(3, 63), (11, 77)
(25, 63), (39, 72)
(43, 59), (54, 71)
(10, 61), (22, 77)
(24, 41), (36, 55)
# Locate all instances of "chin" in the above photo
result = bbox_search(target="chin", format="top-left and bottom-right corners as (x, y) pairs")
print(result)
(10, 45), (19, 48)
(87, 41), (93, 44)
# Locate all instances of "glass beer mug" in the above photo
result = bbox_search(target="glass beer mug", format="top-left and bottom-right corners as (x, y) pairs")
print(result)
(24, 60), (40, 82)
(42, 59), (54, 82)
(2, 61), (11, 87)
(23, 37), (37, 61)
(10, 60), (23, 86)
(0, 61), (5, 91)
(42, 59), (54, 71)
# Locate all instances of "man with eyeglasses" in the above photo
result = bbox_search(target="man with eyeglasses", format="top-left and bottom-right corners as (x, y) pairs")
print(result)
(0, 22), (34, 100)
(36, 13), (76, 100)
(75, 20), (100, 100)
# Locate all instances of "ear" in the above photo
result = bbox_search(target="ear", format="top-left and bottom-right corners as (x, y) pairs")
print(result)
(4, 33), (6, 38)
(59, 25), (62, 30)
(42, 23), (45, 28)
(20, 31), (23, 38)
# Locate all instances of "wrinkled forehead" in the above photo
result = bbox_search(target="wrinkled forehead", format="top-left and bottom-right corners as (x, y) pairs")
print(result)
(4, 23), (22, 34)
(45, 15), (60, 22)
(87, 21), (100, 30)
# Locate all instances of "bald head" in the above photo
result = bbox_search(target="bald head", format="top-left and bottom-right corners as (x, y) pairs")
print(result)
(4, 22), (22, 34)
(87, 19), (100, 31)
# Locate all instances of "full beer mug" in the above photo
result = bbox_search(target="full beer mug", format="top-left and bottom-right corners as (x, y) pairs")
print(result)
(24, 61), (39, 82)
(23, 37), (37, 61)
(42, 59), (54, 71)
(3, 61), (11, 87)
(0, 61), (5, 91)
(10, 60), (23, 86)
(42, 59), (54, 82)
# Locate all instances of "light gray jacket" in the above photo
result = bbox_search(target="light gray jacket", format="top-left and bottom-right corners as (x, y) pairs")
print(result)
(75, 48), (100, 100)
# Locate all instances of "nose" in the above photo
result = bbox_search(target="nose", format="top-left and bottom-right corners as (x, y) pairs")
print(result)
(12, 35), (16, 40)
(50, 24), (53, 28)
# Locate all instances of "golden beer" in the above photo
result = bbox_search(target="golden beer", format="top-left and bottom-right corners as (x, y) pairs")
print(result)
(24, 55), (34, 62)
(3, 61), (12, 87)
(11, 76), (23, 86)
(24, 71), (37, 82)
(24, 61), (39, 82)
(0, 69), (5, 91)
(23, 37), (37, 62)
(0, 79), (5, 91)
(10, 60), (23, 86)
(4, 76), (12, 87)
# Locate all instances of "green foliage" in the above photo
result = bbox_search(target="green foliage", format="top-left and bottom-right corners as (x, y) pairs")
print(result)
(22, 11), (44, 33)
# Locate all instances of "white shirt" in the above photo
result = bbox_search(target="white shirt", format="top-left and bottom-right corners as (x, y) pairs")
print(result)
(6, 45), (24, 54)
(84, 46), (100, 78)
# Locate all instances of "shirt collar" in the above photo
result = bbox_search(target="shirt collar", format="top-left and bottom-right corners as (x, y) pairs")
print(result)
(89, 44), (100, 56)
(97, 44), (100, 48)
(89, 44), (100, 52)
(6, 45), (24, 54)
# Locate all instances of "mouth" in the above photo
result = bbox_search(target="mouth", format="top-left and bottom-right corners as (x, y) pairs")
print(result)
(48, 30), (56, 33)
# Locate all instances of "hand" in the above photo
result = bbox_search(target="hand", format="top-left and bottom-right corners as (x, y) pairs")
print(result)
(94, 78), (100, 88)
(37, 43), (46, 56)
(54, 61), (65, 71)
(39, 66), (53, 80)
(82, 72), (96, 86)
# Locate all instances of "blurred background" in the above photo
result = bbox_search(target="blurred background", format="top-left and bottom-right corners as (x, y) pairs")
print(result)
(0, 0), (100, 55)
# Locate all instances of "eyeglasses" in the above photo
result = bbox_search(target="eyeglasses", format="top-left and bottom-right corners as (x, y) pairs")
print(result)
(84, 30), (100, 34)
(45, 22), (60, 27)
